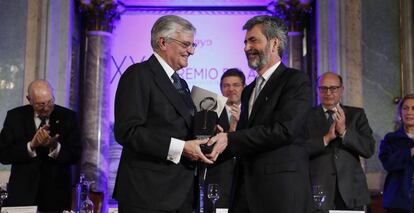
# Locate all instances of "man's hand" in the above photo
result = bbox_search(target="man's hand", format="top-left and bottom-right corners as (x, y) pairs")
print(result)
(182, 139), (214, 164)
(30, 125), (50, 149)
(334, 105), (346, 136)
(206, 133), (228, 161)
(44, 134), (60, 151)
(323, 122), (337, 146)
(229, 104), (240, 132)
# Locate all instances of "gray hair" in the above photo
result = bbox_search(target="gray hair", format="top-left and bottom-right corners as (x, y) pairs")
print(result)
(151, 15), (196, 52)
(243, 15), (288, 57)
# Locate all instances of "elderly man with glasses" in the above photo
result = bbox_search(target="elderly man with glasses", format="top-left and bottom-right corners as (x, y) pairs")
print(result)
(306, 72), (375, 212)
(113, 15), (211, 213)
(0, 79), (81, 212)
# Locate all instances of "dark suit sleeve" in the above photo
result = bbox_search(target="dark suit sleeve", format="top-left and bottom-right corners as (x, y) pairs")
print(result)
(306, 136), (326, 157)
(114, 65), (171, 161)
(228, 71), (311, 155)
(0, 111), (33, 164)
(341, 109), (375, 158)
(379, 134), (413, 172)
(55, 110), (82, 164)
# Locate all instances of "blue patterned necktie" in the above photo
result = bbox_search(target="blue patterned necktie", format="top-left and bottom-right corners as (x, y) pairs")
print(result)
(172, 73), (187, 95)
(171, 73), (195, 115)
(326, 110), (334, 125)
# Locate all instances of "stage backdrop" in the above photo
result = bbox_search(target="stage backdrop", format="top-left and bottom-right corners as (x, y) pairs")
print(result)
(107, 10), (267, 200)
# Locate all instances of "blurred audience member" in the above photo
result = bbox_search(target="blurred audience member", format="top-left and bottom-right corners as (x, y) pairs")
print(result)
(307, 72), (375, 211)
(0, 79), (81, 212)
(379, 94), (414, 213)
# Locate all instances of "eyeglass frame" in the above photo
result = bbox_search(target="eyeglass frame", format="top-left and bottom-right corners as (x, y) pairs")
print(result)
(167, 37), (197, 49)
(318, 85), (342, 93)
(221, 83), (244, 89)
(32, 97), (55, 108)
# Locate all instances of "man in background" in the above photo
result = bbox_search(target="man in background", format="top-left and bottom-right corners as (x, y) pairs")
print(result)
(0, 79), (81, 212)
(204, 68), (245, 212)
(113, 15), (212, 213)
(307, 72), (375, 211)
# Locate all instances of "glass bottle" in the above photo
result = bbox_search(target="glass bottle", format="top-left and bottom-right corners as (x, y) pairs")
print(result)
(79, 175), (94, 213)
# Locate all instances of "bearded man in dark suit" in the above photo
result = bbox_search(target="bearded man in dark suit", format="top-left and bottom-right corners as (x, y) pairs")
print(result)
(207, 15), (313, 213)
(0, 79), (81, 212)
(307, 72), (375, 211)
(113, 15), (212, 213)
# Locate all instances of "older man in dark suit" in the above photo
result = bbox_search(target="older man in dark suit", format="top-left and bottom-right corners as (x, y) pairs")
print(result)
(307, 72), (375, 211)
(0, 79), (81, 212)
(207, 15), (313, 213)
(113, 15), (212, 213)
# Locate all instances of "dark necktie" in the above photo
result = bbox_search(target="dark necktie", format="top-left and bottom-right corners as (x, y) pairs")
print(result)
(253, 76), (265, 103)
(37, 117), (49, 157)
(171, 73), (195, 115)
(326, 110), (334, 125)
(38, 117), (47, 129)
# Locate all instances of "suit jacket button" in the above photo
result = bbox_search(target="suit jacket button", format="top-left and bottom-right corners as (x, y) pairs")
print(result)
(334, 154), (338, 159)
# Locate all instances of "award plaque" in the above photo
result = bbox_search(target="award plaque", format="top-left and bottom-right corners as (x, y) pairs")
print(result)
(193, 97), (218, 154)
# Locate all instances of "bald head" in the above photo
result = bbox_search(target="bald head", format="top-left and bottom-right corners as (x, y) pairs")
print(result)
(27, 80), (55, 117)
(317, 72), (344, 109)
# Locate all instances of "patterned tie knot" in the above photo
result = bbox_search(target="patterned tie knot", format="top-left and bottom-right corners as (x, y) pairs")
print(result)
(326, 110), (334, 125)
(38, 116), (48, 129)
(172, 73), (186, 94)
(171, 72), (181, 83)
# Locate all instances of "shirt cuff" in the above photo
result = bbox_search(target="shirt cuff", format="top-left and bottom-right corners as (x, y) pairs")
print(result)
(27, 142), (37, 158)
(48, 142), (61, 159)
(167, 138), (185, 164)
(338, 130), (347, 138)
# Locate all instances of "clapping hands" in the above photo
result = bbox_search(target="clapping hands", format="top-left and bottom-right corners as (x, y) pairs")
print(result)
(30, 125), (60, 151)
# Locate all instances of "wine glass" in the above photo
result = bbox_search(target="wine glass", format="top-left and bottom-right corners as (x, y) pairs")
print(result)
(312, 185), (327, 210)
(207, 184), (220, 213)
(0, 182), (8, 209)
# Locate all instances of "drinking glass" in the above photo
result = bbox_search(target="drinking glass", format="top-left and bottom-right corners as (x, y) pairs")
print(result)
(312, 185), (327, 210)
(207, 184), (220, 213)
(0, 182), (8, 210)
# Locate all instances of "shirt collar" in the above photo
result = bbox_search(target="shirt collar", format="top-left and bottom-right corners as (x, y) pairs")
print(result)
(322, 103), (340, 113)
(259, 61), (281, 82)
(154, 52), (175, 81)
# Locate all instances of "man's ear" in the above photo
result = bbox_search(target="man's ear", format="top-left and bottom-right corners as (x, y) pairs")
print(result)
(272, 38), (279, 53)
(26, 95), (31, 103)
(158, 37), (168, 51)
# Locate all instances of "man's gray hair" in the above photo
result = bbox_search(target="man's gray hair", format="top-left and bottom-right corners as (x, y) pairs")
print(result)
(151, 15), (196, 51)
(243, 15), (288, 57)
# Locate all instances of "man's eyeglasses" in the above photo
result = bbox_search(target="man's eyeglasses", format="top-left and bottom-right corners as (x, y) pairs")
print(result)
(318, 86), (342, 93)
(222, 83), (243, 89)
(168, 37), (197, 49)
(33, 97), (55, 108)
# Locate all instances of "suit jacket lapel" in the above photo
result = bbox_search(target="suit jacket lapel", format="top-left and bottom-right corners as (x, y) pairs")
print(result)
(23, 106), (37, 138)
(248, 63), (286, 123)
(148, 55), (193, 127)
(238, 83), (254, 129)
(218, 108), (230, 132)
(315, 105), (330, 131)
(48, 109), (60, 137)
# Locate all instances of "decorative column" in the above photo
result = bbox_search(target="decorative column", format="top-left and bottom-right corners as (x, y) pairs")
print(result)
(270, 0), (313, 70)
(79, 0), (119, 212)
(400, 0), (414, 96)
